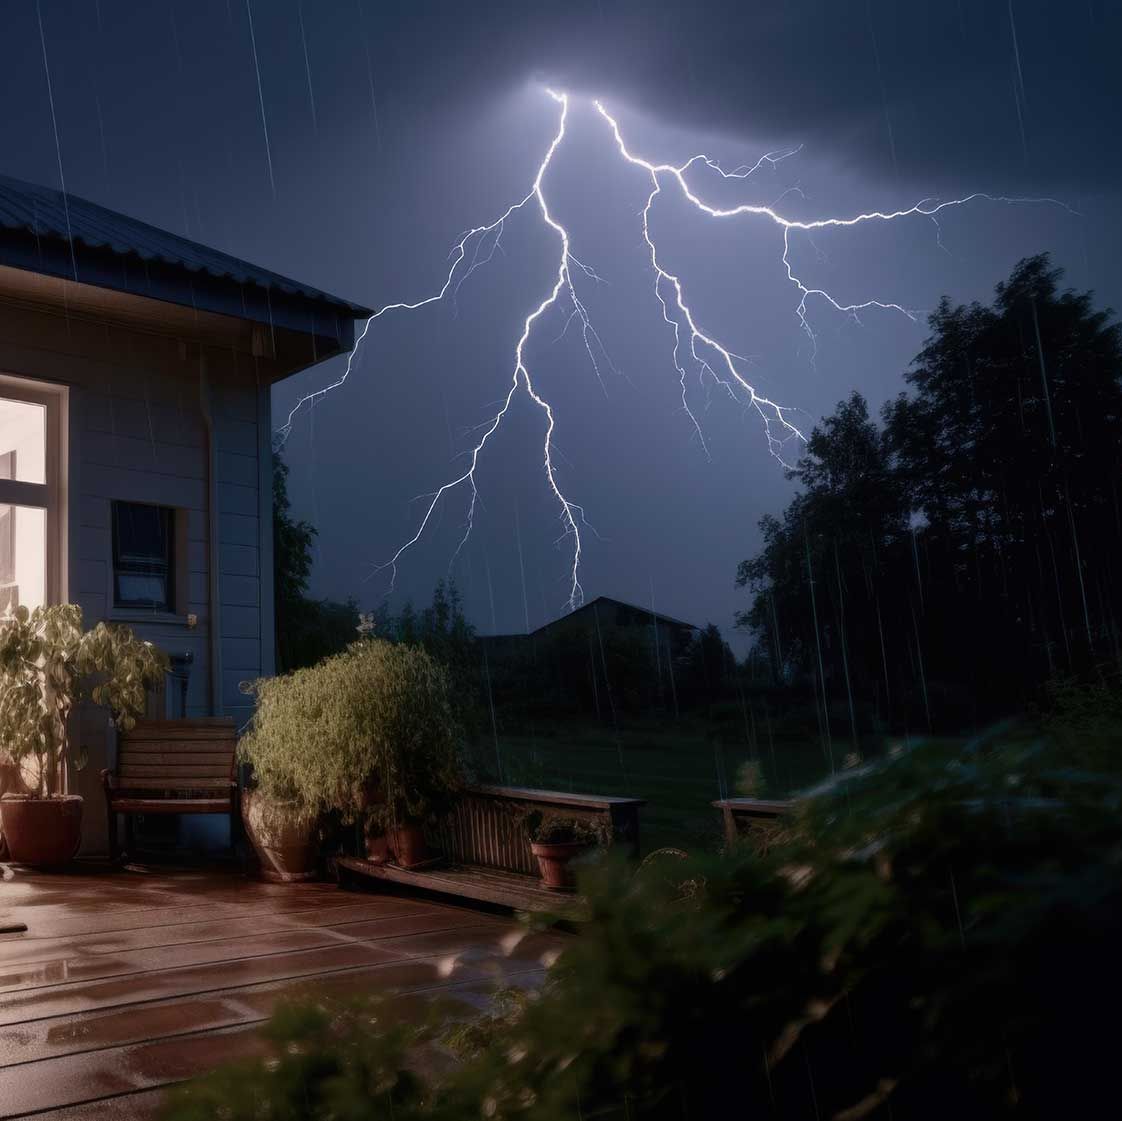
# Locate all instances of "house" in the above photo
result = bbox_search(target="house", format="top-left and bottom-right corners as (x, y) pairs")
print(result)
(0, 174), (371, 854)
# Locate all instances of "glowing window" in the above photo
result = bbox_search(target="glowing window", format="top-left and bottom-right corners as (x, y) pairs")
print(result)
(0, 394), (50, 616)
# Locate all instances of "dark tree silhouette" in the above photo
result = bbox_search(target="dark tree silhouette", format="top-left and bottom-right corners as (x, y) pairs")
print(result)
(739, 255), (1122, 733)
(272, 454), (359, 672)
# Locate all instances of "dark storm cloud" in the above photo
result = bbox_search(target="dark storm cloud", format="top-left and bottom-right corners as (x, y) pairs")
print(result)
(1, 0), (1115, 644)
(370, 0), (1121, 190)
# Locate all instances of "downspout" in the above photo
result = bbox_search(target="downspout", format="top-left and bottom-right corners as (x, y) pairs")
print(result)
(199, 352), (222, 716)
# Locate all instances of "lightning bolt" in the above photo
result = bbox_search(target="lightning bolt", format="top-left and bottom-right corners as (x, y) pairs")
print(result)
(278, 89), (1074, 614)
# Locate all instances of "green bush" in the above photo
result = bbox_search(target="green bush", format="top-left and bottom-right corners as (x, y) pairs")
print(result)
(0, 604), (167, 797)
(239, 639), (464, 824)
(167, 720), (1122, 1119)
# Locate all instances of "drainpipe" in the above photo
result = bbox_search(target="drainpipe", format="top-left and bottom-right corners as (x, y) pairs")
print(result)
(199, 352), (222, 717)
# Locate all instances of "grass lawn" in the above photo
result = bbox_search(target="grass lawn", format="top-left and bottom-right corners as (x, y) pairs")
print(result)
(470, 721), (871, 853)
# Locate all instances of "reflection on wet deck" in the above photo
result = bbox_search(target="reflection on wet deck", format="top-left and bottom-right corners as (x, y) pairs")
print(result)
(0, 866), (561, 1117)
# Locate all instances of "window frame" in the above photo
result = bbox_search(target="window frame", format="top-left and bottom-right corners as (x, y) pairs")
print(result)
(0, 376), (64, 612)
(111, 500), (177, 613)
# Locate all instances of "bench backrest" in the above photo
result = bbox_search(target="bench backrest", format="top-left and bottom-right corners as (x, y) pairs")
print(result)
(115, 719), (237, 794)
(431, 784), (645, 876)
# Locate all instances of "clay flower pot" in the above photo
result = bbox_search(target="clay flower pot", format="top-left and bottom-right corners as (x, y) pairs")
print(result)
(364, 830), (391, 864)
(240, 789), (317, 882)
(531, 839), (593, 891)
(0, 794), (83, 868)
(389, 821), (430, 868)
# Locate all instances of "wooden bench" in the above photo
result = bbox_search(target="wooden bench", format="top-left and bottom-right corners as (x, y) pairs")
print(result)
(337, 783), (645, 912)
(101, 718), (239, 862)
(713, 797), (794, 852)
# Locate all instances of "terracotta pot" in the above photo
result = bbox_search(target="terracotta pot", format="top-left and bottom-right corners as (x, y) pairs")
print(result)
(531, 840), (592, 891)
(240, 790), (317, 882)
(364, 830), (390, 864)
(389, 821), (429, 868)
(0, 795), (83, 868)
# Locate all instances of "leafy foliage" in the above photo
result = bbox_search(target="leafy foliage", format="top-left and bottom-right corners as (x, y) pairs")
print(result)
(370, 580), (484, 739)
(0, 604), (167, 797)
(523, 812), (600, 845)
(239, 639), (464, 825)
(739, 255), (1122, 732)
(168, 712), (1122, 1119)
(273, 453), (360, 672)
(163, 999), (429, 1121)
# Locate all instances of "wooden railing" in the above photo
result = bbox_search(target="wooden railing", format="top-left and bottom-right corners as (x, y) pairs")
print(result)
(712, 797), (793, 852)
(340, 783), (646, 912)
(430, 784), (645, 876)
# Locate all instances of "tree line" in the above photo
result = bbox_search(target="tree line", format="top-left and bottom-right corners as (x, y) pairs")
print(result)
(737, 254), (1122, 736)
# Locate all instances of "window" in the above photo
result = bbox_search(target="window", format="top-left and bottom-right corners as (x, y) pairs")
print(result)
(112, 502), (175, 612)
(0, 390), (53, 616)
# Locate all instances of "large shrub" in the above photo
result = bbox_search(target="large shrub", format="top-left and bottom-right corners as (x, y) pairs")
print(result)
(168, 715), (1122, 1120)
(240, 639), (464, 823)
(0, 604), (167, 797)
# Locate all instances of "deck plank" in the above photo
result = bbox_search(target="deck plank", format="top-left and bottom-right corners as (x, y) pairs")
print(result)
(0, 899), (441, 967)
(0, 911), (498, 994)
(0, 867), (565, 1118)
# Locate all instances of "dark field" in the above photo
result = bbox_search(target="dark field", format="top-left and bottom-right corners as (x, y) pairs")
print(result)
(471, 722), (891, 853)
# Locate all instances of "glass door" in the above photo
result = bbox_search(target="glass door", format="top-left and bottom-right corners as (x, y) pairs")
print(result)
(0, 391), (52, 616)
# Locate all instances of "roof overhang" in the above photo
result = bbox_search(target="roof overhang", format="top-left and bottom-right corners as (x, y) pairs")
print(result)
(0, 230), (365, 382)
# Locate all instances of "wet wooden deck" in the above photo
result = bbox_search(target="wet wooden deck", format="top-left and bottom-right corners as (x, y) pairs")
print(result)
(0, 866), (564, 1118)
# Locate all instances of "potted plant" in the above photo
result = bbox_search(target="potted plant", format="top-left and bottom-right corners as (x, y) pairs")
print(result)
(238, 783), (319, 883)
(350, 639), (463, 869)
(238, 639), (463, 878)
(526, 812), (601, 891)
(0, 604), (167, 868)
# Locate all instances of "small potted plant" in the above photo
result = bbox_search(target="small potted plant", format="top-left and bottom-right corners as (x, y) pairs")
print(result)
(526, 812), (601, 891)
(238, 638), (463, 878)
(0, 604), (167, 868)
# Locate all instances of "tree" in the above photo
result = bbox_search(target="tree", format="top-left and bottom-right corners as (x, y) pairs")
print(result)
(738, 256), (1122, 733)
(272, 454), (359, 672)
(374, 581), (483, 738)
(738, 391), (907, 734)
(885, 255), (1122, 687)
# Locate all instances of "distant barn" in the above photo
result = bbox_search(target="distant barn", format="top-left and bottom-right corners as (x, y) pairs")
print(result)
(483, 595), (698, 659)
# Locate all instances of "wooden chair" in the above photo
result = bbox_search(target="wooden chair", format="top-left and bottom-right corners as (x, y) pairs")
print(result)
(101, 718), (239, 862)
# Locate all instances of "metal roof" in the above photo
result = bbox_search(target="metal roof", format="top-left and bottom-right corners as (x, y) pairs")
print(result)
(0, 173), (372, 319)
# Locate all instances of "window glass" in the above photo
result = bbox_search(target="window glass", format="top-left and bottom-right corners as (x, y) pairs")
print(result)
(112, 502), (174, 611)
(0, 504), (46, 616)
(0, 397), (46, 485)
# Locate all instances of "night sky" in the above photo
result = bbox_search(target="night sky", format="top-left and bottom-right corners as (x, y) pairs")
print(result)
(1, 1), (1118, 648)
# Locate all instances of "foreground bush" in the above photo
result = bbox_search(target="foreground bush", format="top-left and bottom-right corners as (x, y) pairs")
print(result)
(167, 720), (1122, 1119)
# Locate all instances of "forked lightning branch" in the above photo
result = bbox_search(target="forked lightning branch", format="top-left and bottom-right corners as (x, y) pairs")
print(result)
(277, 89), (1068, 613)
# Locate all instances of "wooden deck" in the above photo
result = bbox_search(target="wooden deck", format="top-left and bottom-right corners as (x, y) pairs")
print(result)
(0, 865), (566, 1118)
(337, 855), (578, 912)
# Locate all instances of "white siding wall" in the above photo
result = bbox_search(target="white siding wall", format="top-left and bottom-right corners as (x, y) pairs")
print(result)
(0, 304), (275, 854)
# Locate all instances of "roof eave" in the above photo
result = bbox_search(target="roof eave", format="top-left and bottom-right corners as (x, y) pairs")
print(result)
(0, 227), (371, 353)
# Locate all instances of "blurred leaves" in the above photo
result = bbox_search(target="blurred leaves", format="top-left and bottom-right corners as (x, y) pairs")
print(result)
(167, 712), (1122, 1119)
